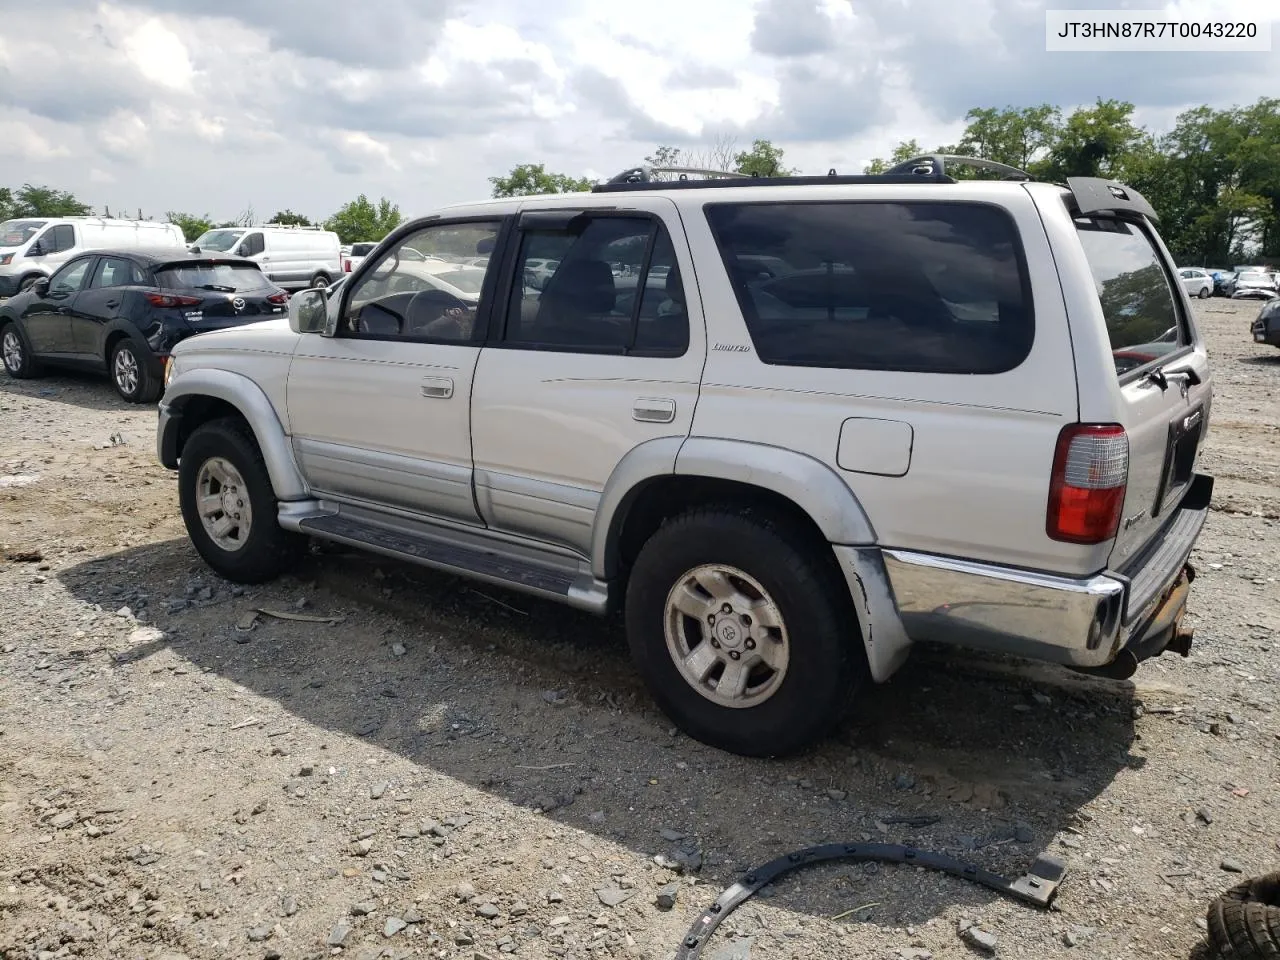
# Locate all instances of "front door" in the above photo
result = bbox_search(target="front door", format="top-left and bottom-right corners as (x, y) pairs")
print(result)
(22, 256), (94, 356)
(468, 199), (705, 556)
(286, 217), (506, 525)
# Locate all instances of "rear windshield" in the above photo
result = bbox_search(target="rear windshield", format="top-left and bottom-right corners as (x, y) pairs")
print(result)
(705, 201), (1033, 374)
(1074, 217), (1186, 378)
(0, 219), (47, 247)
(157, 263), (270, 292)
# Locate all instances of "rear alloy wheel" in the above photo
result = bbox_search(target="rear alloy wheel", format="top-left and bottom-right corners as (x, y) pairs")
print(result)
(1198, 286), (1211, 298)
(110, 339), (161, 404)
(2, 323), (42, 379)
(625, 505), (865, 757)
(310, 272), (330, 289)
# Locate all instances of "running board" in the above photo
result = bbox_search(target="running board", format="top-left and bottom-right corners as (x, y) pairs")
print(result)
(279, 505), (610, 614)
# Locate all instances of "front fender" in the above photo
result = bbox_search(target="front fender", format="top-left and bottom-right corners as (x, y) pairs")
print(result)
(158, 368), (309, 501)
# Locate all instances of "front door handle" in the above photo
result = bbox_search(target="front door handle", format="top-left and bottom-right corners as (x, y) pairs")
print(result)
(633, 397), (676, 423)
(56, 306), (70, 314)
(105, 300), (119, 309)
(421, 377), (454, 399)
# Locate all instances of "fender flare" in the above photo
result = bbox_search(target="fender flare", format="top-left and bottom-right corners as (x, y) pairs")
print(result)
(591, 436), (878, 580)
(161, 368), (309, 501)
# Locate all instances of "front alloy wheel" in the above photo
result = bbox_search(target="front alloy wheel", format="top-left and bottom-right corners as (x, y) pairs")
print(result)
(195, 456), (253, 551)
(1, 324), (40, 379)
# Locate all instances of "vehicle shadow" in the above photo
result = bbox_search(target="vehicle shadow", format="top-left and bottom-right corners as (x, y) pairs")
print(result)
(57, 537), (1142, 929)
(0, 367), (139, 412)
(1239, 354), (1280, 366)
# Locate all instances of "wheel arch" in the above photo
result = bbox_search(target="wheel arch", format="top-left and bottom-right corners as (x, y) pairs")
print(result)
(160, 369), (309, 501)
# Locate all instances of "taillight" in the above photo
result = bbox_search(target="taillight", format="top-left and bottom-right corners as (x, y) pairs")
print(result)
(267, 292), (289, 304)
(146, 292), (202, 307)
(1047, 424), (1129, 544)
(343, 259), (351, 272)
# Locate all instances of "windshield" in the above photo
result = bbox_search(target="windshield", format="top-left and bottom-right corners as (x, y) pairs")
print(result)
(432, 268), (486, 295)
(192, 229), (245, 253)
(157, 262), (270, 292)
(0, 219), (48, 247)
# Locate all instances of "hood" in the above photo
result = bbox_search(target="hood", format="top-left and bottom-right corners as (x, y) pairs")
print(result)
(171, 316), (298, 357)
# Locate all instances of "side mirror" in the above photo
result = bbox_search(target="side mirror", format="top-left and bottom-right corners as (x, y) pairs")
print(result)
(32, 277), (50, 297)
(288, 287), (336, 336)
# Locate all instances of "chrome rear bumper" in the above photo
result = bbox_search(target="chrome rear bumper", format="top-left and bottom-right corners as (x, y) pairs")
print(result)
(878, 473), (1212, 670)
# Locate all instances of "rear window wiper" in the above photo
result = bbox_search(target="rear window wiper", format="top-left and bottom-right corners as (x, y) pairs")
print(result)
(196, 284), (237, 292)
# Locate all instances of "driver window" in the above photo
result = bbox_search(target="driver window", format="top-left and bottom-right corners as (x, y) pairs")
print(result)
(343, 220), (501, 343)
(239, 233), (265, 257)
(49, 258), (93, 296)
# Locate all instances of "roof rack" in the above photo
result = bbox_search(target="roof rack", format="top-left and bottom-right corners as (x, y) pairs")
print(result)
(254, 223), (326, 230)
(884, 155), (1034, 181)
(593, 168), (956, 194)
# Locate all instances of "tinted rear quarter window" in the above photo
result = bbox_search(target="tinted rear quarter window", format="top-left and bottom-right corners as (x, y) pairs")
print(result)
(705, 201), (1033, 374)
(1073, 217), (1185, 379)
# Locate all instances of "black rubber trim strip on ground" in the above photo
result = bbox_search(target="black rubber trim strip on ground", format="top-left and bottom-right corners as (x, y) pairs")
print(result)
(673, 843), (1068, 960)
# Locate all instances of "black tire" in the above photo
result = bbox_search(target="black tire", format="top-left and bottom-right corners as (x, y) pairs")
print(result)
(310, 272), (330, 289)
(109, 339), (161, 404)
(1207, 872), (1280, 959)
(624, 505), (865, 757)
(1, 321), (42, 379)
(178, 417), (307, 584)
(1199, 286), (1211, 299)
(17, 274), (40, 293)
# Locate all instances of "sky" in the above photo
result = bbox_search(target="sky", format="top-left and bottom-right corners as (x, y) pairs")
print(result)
(0, 0), (1276, 224)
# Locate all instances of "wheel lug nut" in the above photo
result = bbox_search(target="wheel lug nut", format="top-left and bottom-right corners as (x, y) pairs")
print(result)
(721, 603), (732, 613)
(728, 651), (741, 660)
(707, 614), (716, 624)
(741, 614), (752, 626)
(745, 639), (756, 650)
(711, 639), (721, 648)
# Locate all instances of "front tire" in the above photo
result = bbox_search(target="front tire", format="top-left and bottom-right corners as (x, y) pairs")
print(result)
(1198, 286), (1211, 299)
(178, 418), (307, 583)
(624, 505), (865, 757)
(2, 322), (42, 379)
(310, 272), (330, 289)
(110, 339), (161, 403)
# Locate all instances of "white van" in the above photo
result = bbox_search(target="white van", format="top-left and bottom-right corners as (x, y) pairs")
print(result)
(190, 225), (342, 290)
(0, 217), (186, 297)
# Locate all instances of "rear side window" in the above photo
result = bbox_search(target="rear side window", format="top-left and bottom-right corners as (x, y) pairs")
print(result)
(157, 263), (270, 292)
(1074, 218), (1186, 378)
(705, 202), (1033, 374)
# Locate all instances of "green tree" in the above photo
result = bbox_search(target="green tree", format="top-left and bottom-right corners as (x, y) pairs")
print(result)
(863, 139), (927, 174)
(1, 184), (92, 218)
(489, 164), (594, 198)
(323, 195), (403, 244)
(166, 212), (214, 243)
(733, 139), (794, 177)
(956, 105), (1062, 175)
(268, 209), (313, 226)
(1044, 99), (1148, 180)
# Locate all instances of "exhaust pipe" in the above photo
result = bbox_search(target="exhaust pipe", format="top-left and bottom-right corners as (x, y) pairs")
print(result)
(1167, 625), (1194, 658)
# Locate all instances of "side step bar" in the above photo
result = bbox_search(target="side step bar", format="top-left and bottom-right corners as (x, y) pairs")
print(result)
(279, 504), (610, 614)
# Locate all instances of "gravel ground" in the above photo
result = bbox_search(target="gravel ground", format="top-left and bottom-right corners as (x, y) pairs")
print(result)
(1, 297), (1278, 960)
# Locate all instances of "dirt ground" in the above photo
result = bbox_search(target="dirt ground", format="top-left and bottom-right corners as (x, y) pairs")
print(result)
(2, 297), (1278, 960)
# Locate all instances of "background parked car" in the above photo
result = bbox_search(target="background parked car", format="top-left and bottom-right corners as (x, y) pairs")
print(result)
(342, 241), (378, 275)
(1232, 270), (1280, 300)
(0, 217), (186, 297)
(0, 249), (289, 402)
(1250, 297), (1280, 348)
(1212, 270), (1237, 296)
(189, 224), (342, 291)
(1178, 267), (1214, 298)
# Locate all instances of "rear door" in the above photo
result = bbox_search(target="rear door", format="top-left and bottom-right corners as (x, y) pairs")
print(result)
(1069, 215), (1212, 568)
(71, 256), (147, 359)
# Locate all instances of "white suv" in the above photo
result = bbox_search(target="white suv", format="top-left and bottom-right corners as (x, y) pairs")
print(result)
(156, 157), (1214, 757)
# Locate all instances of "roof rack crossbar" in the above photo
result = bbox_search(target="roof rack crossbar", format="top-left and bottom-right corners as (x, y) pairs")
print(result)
(885, 155), (1034, 181)
(604, 165), (753, 185)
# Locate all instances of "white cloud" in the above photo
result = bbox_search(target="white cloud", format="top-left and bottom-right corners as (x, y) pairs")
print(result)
(0, 0), (1275, 223)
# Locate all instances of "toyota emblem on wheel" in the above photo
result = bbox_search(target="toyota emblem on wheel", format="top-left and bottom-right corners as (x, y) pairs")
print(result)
(232, 297), (245, 312)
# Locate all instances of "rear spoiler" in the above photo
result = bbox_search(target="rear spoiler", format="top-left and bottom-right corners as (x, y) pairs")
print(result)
(154, 255), (259, 270)
(1067, 177), (1159, 224)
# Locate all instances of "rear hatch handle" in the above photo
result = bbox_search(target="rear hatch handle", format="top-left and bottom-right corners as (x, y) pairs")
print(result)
(1144, 363), (1202, 392)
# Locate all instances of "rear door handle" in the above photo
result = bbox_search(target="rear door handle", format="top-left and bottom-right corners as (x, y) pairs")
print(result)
(421, 377), (454, 399)
(633, 397), (676, 423)
(56, 306), (70, 314)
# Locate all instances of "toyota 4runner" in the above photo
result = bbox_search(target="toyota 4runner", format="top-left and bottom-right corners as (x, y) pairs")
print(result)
(156, 156), (1214, 757)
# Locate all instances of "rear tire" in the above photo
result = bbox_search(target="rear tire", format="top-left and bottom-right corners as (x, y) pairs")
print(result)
(110, 339), (161, 404)
(178, 417), (307, 584)
(1198, 286), (1211, 299)
(310, 272), (330, 289)
(624, 505), (865, 757)
(1, 322), (42, 379)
